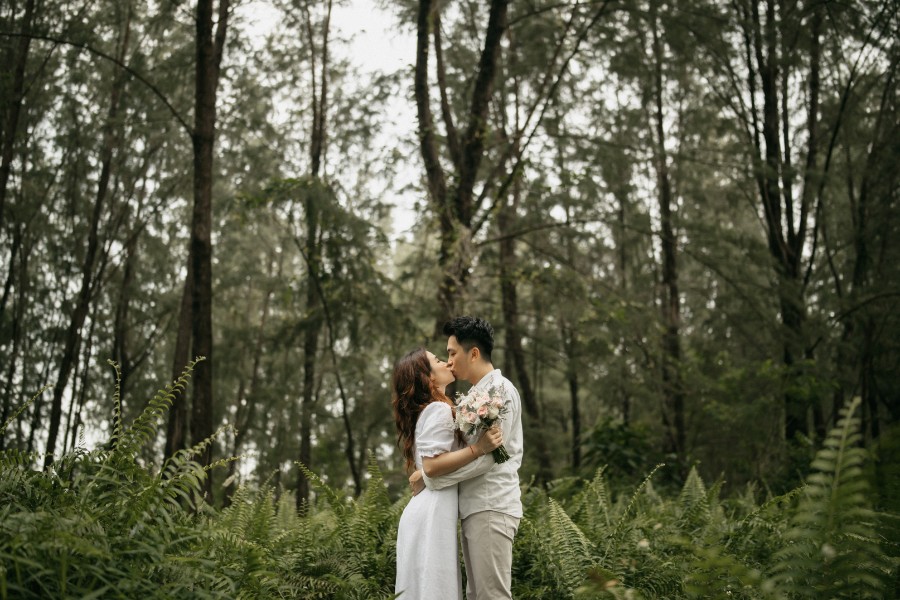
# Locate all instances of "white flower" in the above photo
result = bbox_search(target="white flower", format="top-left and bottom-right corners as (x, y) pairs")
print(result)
(637, 539), (650, 550)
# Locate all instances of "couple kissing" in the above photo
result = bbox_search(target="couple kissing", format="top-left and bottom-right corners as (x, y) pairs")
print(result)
(392, 316), (523, 600)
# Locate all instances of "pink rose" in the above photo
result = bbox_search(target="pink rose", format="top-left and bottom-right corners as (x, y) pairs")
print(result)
(466, 412), (478, 424)
(477, 405), (488, 417)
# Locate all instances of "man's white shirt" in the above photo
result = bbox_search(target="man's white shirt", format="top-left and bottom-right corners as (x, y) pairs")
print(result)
(422, 369), (523, 519)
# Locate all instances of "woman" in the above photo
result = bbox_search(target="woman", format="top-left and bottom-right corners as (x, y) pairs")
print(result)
(392, 348), (502, 600)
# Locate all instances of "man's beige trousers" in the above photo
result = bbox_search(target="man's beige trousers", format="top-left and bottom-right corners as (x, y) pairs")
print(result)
(461, 510), (520, 600)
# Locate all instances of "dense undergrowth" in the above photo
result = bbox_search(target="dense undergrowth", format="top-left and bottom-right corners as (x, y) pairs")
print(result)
(1, 364), (898, 598)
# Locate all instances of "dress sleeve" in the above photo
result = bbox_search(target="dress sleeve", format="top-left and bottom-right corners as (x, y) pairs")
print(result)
(416, 402), (455, 460)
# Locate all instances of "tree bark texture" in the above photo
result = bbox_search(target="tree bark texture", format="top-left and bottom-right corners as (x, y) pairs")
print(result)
(296, 5), (332, 505)
(0, 227), (28, 450)
(414, 0), (510, 335)
(0, 0), (35, 236)
(165, 267), (192, 460)
(649, 3), (685, 457)
(187, 0), (229, 498)
(743, 0), (826, 442)
(297, 194), (322, 508)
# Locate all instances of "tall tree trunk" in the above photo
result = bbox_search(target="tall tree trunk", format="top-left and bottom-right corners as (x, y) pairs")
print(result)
(746, 0), (815, 442)
(561, 323), (582, 470)
(0, 226), (27, 450)
(64, 303), (97, 451)
(165, 267), (192, 459)
(297, 194), (322, 508)
(414, 0), (510, 334)
(649, 3), (684, 457)
(295, 1), (331, 507)
(188, 0), (229, 499)
(843, 41), (896, 440)
(45, 11), (132, 464)
(113, 227), (137, 390)
(224, 254), (276, 506)
(615, 192), (631, 425)
(0, 0), (35, 236)
(498, 190), (553, 484)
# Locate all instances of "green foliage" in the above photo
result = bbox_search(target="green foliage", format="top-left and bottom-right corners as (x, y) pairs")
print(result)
(767, 398), (894, 597)
(582, 420), (656, 486)
(1, 372), (896, 599)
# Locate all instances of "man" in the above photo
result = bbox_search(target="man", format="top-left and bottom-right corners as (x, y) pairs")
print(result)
(410, 316), (523, 600)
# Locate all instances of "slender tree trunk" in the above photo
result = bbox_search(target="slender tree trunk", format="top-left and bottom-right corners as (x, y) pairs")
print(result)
(560, 318), (582, 470)
(0, 225), (21, 322)
(64, 304), (97, 452)
(188, 0), (229, 499)
(567, 361), (581, 469)
(498, 193), (553, 484)
(414, 0), (510, 334)
(113, 228), (137, 389)
(295, 1), (331, 507)
(616, 193), (631, 425)
(746, 0), (814, 442)
(165, 268), (192, 459)
(649, 3), (684, 457)
(297, 196), (322, 509)
(224, 254), (276, 505)
(45, 12), (132, 464)
(0, 227), (27, 450)
(0, 0), (35, 236)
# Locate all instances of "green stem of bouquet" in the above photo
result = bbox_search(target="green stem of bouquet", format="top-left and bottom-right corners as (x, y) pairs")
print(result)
(492, 444), (510, 464)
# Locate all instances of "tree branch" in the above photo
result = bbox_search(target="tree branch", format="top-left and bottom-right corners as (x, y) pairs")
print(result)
(0, 31), (192, 137)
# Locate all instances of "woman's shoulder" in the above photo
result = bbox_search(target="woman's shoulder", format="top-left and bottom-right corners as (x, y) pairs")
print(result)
(421, 401), (452, 417)
(418, 401), (454, 428)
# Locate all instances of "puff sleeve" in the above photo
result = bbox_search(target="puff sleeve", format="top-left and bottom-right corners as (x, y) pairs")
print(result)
(415, 402), (455, 460)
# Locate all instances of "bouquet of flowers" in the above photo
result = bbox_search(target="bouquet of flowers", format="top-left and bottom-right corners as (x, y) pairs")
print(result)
(454, 385), (511, 463)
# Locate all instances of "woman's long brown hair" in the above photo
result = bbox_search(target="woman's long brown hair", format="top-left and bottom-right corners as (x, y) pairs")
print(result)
(391, 348), (456, 472)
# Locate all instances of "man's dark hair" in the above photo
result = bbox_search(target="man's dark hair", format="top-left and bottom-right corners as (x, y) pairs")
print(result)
(443, 316), (494, 362)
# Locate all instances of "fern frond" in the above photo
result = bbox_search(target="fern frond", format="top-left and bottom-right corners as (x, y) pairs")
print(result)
(604, 463), (665, 559)
(118, 358), (204, 458)
(547, 498), (595, 594)
(107, 360), (124, 450)
(0, 447), (40, 470)
(295, 461), (346, 513)
(678, 466), (711, 532)
(571, 466), (614, 538)
(0, 385), (50, 438)
(767, 397), (892, 597)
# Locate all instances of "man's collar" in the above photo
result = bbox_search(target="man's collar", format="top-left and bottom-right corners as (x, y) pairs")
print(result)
(472, 368), (500, 391)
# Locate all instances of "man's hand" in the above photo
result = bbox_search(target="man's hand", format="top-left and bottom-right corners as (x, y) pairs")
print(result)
(408, 469), (425, 496)
(475, 425), (503, 456)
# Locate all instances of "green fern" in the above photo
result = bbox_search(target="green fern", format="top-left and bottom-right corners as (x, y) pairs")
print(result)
(678, 466), (712, 533)
(767, 397), (892, 597)
(604, 463), (665, 560)
(548, 497), (596, 595)
(0, 385), (49, 440)
(118, 357), (204, 460)
(570, 467), (614, 539)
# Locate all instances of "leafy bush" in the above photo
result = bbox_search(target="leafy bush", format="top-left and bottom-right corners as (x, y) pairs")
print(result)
(1, 367), (897, 598)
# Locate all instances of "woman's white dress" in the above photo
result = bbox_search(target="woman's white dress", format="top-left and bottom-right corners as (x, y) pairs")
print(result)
(395, 401), (462, 600)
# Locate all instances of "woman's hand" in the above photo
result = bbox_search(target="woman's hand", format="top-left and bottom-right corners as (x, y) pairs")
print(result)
(474, 426), (503, 456)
